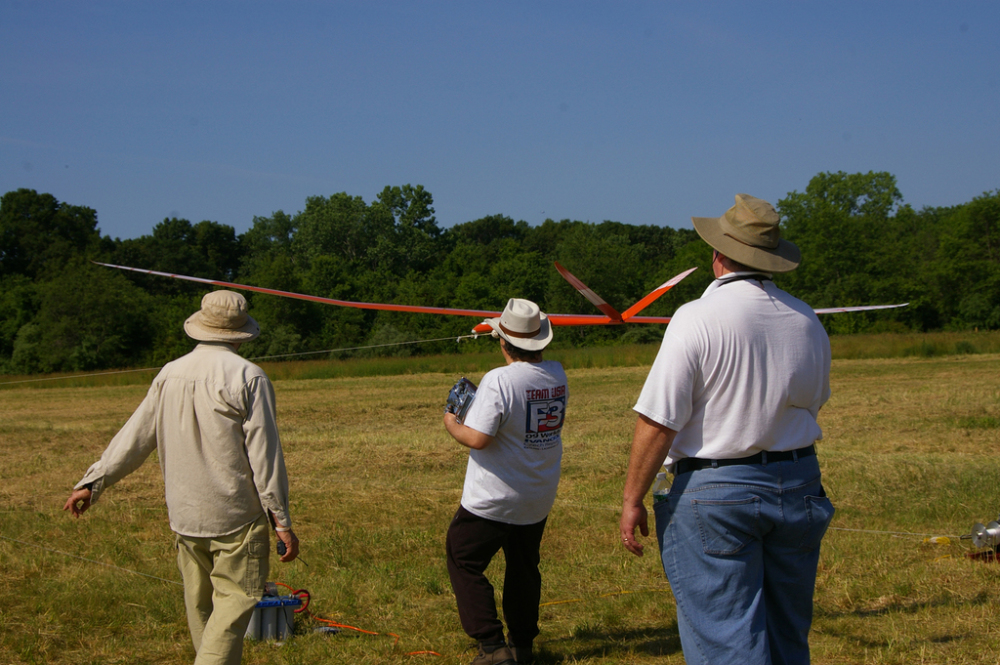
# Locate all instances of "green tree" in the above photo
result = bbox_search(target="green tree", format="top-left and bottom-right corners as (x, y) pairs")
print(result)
(7, 260), (156, 373)
(373, 184), (444, 275)
(234, 210), (314, 355)
(933, 191), (1000, 329)
(0, 189), (100, 278)
(0, 274), (36, 362)
(447, 214), (529, 247)
(112, 217), (241, 292)
(778, 171), (916, 332)
(240, 210), (297, 271)
(293, 193), (370, 268)
(779, 171), (902, 301)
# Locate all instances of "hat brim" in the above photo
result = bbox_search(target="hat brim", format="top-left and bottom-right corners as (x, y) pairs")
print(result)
(184, 312), (261, 342)
(485, 312), (553, 352)
(692, 215), (801, 273)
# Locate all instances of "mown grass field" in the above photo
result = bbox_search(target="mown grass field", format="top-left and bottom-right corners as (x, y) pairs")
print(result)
(2, 343), (999, 664)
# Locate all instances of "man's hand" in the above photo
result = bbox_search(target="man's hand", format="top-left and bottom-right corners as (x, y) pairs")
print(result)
(276, 529), (299, 563)
(620, 501), (649, 557)
(620, 415), (677, 558)
(63, 488), (93, 517)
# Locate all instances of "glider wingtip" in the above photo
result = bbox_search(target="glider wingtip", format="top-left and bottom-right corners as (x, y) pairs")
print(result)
(620, 265), (698, 320)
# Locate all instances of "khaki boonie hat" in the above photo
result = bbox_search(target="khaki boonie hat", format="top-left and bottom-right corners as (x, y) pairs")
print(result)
(692, 194), (801, 273)
(183, 291), (260, 342)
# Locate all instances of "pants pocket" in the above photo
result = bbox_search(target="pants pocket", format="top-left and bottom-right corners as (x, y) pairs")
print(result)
(244, 534), (269, 597)
(691, 497), (761, 556)
(799, 490), (835, 551)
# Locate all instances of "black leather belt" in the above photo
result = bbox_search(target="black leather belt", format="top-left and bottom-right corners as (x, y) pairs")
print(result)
(674, 444), (816, 475)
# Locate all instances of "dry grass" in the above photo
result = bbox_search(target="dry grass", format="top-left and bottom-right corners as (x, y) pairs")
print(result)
(1, 354), (999, 663)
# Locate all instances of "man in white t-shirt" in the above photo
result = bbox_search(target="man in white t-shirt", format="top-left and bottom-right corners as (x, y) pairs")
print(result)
(444, 298), (568, 665)
(619, 194), (835, 665)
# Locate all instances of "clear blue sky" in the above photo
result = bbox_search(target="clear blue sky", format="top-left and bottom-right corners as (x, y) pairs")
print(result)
(2, 1), (997, 241)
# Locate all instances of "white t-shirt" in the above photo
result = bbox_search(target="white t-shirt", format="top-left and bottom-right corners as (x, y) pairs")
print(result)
(460, 360), (568, 525)
(634, 274), (831, 470)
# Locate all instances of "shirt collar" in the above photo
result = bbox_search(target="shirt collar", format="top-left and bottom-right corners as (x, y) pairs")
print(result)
(702, 271), (774, 298)
(194, 341), (239, 353)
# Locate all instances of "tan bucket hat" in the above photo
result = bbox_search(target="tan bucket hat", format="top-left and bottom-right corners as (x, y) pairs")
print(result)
(485, 298), (553, 352)
(183, 291), (260, 342)
(692, 193), (801, 273)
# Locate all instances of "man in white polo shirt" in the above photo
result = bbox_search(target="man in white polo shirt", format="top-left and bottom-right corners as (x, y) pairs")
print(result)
(444, 298), (568, 665)
(619, 194), (835, 665)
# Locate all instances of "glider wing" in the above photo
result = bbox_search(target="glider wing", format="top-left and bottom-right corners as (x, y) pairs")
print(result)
(93, 262), (504, 318)
(813, 303), (909, 314)
(94, 261), (904, 337)
(96, 261), (695, 335)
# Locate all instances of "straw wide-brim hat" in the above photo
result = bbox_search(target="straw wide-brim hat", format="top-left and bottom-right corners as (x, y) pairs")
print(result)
(184, 290), (260, 342)
(692, 193), (801, 273)
(485, 298), (553, 352)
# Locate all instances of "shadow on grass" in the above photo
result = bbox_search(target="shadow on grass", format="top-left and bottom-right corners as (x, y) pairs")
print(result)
(816, 624), (971, 651)
(816, 590), (991, 620)
(535, 623), (682, 662)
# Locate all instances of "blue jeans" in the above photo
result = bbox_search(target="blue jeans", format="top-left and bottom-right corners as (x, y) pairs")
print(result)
(654, 455), (834, 665)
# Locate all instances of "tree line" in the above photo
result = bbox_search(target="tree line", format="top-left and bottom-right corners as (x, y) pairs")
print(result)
(1, 173), (997, 374)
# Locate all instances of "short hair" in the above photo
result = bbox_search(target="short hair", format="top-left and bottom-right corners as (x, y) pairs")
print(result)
(717, 251), (754, 273)
(501, 338), (543, 363)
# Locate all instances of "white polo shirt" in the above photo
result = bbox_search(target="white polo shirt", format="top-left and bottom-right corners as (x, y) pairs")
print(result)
(634, 274), (831, 469)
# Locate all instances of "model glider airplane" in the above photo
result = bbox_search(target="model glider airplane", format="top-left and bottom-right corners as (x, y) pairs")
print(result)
(93, 261), (907, 334)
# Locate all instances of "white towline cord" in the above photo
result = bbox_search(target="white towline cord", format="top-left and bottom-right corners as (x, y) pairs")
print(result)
(827, 526), (961, 539)
(0, 534), (184, 587)
(0, 334), (483, 386)
(249, 334), (481, 361)
(1, 521), (964, 595)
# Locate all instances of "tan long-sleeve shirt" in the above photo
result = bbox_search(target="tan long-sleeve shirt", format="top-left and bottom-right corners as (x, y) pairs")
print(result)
(75, 342), (291, 537)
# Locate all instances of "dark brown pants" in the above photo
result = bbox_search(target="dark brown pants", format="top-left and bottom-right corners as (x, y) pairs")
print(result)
(446, 505), (548, 647)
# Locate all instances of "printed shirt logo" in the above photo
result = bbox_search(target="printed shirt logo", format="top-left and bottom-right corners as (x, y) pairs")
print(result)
(528, 397), (565, 432)
(523, 385), (566, 450)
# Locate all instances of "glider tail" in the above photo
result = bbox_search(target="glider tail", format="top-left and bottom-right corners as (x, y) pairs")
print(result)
(621, 267), (698, 321)
(553, 261), (623, 322)
(553, 262), (697, 324)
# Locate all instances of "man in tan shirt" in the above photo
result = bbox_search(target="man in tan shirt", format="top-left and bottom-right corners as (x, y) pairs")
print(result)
(64, 290), (299, 665)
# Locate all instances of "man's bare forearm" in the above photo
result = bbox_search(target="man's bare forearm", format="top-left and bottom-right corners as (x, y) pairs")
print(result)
(623, 415), (676, 507)
(443, 413), (494, 450)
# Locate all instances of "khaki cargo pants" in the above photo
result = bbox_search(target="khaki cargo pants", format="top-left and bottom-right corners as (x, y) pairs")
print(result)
(175, 514), (270, 665)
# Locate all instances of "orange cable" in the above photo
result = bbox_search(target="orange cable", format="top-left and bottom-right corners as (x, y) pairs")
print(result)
(271, 582), (440, 655)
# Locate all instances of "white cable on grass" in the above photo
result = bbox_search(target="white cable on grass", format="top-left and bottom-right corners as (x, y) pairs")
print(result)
(0, 535), (184, 586)
(828, 526), (960, 539)
(0, 521), (966, 604)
